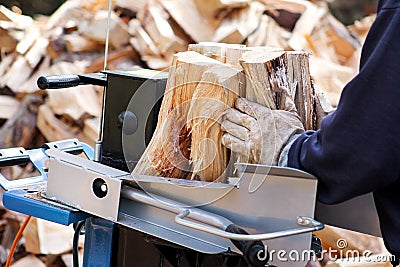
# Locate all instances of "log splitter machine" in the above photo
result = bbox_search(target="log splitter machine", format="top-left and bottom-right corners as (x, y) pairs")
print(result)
(0, 68), (383, 267)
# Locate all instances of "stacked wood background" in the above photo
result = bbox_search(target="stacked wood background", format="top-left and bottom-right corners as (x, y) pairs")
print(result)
(0, 0), (385, 266)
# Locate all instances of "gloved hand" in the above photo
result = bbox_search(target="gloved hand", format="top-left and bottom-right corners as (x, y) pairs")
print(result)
(221, 98), (304, 165)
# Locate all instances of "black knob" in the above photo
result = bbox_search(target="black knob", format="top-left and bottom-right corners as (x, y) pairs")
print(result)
(117, 111), (138, 135)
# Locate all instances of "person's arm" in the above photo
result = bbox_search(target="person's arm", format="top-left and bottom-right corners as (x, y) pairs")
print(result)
(288, 3), (400, 204)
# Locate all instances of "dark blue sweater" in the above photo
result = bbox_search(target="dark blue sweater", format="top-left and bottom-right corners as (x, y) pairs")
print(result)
(288, 0), (400, 257)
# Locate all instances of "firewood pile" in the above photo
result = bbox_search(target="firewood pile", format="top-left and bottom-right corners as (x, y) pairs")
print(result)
(0, 0), (386, 266)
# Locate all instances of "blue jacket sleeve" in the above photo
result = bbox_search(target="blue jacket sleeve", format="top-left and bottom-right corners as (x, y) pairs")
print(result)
(288, 1), (400, 205)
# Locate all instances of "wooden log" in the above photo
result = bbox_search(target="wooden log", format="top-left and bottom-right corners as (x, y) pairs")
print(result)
(1, 217), (20, 251)
(309, 56), (356, 107)
(18, 56), (51, 94)
(0, 27), (16, 51)
(193, 0), (250, 20)
(24, 37), (49, 68)
(286, 51), (315, 130)
(44, 1), (88, 32)
(137, 1), (187, 55)
(134, 51), (234, 180)
(1, 56), (33, 93)
(7, 255), (45, 267)
(187, 64), (244, 181)
(240, 50), (318, 131)
(314, 86), (335, 129)
(159, 0), (219, 42)
(239, 50), (288, 109)
(348, 14), (376, 44)
(261, 0), (307, 13)
(61, 251), (84, 267)
(16, 25), (40, 55)
(246, 15), (290, 48)
(0, 53), (17, 78)
(36, 104), (76, 142)
(24, 218), (74, 255)
(82, 10), (130, 48)
(0, 96), (20, 120)
(0, 5), (32, 28)
(0, 94), (43, 149)
(286, 1), (326, 51)
(213, 2), (265, 44)
(309, 14), (361, 65)
(135, 46), (320, 179)
(64, 34), (102, 53)
(129, 19), (161, 57)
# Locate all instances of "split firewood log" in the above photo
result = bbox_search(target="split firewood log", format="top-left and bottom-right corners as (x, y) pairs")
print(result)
(187, 64), (245, 181)
(133, 51), (224, 178)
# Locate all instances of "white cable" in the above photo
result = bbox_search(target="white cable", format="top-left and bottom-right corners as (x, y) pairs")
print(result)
(104, 0), (113, 71)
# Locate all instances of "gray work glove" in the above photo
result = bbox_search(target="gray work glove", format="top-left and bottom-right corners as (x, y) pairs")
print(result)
(221, 98), (304, 165)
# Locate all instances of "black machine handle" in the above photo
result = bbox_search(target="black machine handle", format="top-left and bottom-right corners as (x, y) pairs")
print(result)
(226, 224), (269, 267)
(37, 73), (107, 90)
(37, 75), (81, 89)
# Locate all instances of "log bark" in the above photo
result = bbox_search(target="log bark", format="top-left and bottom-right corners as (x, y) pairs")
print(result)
(286, 51), (315, 130)
(240, 50), (317, 130)
(240, 50), (289, 109)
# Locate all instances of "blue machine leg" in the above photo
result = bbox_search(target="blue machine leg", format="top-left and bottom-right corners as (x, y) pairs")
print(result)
(83, 218), (116, 267)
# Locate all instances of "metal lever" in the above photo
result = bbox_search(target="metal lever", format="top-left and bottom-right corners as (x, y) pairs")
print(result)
(37, 75), (80, 89)
(37, 73), (107, 90)
(175, 210), (324, 241)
